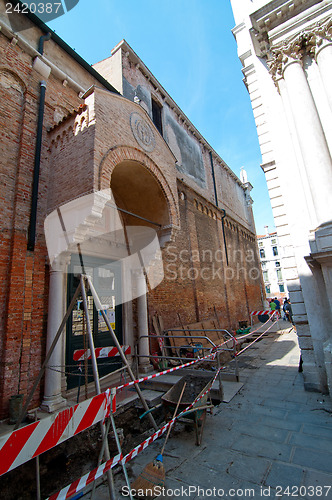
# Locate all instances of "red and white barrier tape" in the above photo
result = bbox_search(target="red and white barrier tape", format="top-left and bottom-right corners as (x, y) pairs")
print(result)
(176, 367), (221, 419)
(47, 368), (221, 500)
(116, 350), (217, 391)
(0, 351), (218, 478)
(236, 315), (277, 356)
(1, 314), (275, 480)
(238, 310), (277, 342)
(73, 345), (131, 361)
(47, 452), (123, 500)
(0, 390), (112, 477)
(250, 310), (271, 316)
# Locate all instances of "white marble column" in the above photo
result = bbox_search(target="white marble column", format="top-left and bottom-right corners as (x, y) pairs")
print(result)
(135, 270), (151, 370)
(41, 269), (67, 412)
(282, 58), (332, 228)
(316, 41), (332, 110)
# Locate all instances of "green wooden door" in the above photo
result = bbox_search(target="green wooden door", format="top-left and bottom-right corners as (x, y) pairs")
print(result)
(66, 256), (123, 390)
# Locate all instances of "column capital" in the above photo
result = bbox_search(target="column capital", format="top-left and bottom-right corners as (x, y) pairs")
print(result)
(301, 17), (332, 59)
(268, 16), (332, 87)
(268, 37), (305, 88)
(314, 18), (332, 59)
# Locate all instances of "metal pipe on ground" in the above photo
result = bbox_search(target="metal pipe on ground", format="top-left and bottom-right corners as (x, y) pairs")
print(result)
(80, 276), (116, 500)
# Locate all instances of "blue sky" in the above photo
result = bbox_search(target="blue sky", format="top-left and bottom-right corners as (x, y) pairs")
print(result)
(48, 0), (275, 235)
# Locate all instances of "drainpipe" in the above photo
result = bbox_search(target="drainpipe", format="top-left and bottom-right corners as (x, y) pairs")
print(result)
(38, 31), (51, 55)
(221, 209), (229, 266)
(27, 80), (47, 251)
(209, 151), (229, 265)
(27, 31), (51, 251)
(209, 151), (218, 207)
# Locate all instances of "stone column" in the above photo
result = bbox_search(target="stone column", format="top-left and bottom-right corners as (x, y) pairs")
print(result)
(41, 268), (67, 412)
(281, 56), (332, 228)
(136, 270), (151, 371)
(315, 24), (332, 109)
(316, 42), (332, 107)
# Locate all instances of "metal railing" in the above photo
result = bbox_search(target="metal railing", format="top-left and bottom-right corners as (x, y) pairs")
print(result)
(135, 331), (239, 390)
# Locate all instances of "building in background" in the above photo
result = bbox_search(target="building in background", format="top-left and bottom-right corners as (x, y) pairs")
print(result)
(230, 0), (332, 394)
(0, 6), (264, 419)
(257, 226), (289, 300)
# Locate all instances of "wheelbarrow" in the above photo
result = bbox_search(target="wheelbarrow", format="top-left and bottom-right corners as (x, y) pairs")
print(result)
(161, 374), (214, 446)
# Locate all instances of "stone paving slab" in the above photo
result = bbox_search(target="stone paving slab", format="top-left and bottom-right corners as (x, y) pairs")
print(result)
(231, 434), (293, 462)
(289, 431), (332, 453)
(291, 447), (332, 474)
(264, 461), (305, 489)
(302, 422), (332, 438)
(230, 422), (290, 443)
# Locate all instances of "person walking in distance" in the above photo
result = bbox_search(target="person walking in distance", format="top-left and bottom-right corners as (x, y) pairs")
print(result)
(274, 297), (281, 319)
(269, 299), (277, 320)
(284, 299), (294, 324)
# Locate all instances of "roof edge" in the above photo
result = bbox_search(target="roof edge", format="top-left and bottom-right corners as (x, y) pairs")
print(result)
(11, 0), (120, 95)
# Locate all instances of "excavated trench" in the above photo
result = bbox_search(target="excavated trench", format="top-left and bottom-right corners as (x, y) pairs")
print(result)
(0, 404), (166, 500)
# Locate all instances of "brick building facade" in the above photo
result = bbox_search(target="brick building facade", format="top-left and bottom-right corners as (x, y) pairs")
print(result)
(0, 6), (264, 419)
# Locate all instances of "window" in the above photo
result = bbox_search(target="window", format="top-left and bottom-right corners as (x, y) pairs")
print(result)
(272, 246), (278, 256)
(263, 271), (269, 282)
(152, 99), (163, 135)
(275, 261), (280, 268)
(271, 239), (277, 244)
(258, 241), (264, 247)
(265, 285), (270, 294)
(276, 269), (283, 281)
(260, 249), (265, 259)
(261, 261), (266, 270)
(279, 284), (285, 293)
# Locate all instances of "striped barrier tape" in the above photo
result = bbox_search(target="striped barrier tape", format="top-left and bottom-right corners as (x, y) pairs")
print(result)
(0, 351), (217, 478)
(47, 452), (123, 500)
(116, 350), (217, 391)
(73, 345), (131, 362)
(241, 310), (277, 341)
(0, 390), (111, 477)
(250, 310), (271, 316)
(47, 368), (221, 500)
(50, 314), (274, 500)
(0, 314), (273, 480)
(236, 313), (278, 356)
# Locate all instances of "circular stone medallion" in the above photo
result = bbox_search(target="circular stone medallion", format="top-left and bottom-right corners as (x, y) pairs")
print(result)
(130, 112), (156, 152)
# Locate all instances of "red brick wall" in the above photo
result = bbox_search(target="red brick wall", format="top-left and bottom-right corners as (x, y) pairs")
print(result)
(0, 31), (86, 417)
(148, 183), (264, 332)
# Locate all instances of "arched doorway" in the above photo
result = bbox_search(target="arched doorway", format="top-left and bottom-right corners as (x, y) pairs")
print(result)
(110, 160), (171, 370)
(63, 160), (172, 386)
(110, 159), (170, 228)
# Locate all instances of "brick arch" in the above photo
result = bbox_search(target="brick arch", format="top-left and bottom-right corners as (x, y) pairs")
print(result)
(98, 145), (179, 228)
(0, 67), (26, 94)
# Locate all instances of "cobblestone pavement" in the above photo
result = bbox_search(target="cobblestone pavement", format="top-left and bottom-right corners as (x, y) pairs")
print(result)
(85, 326), (332, 500)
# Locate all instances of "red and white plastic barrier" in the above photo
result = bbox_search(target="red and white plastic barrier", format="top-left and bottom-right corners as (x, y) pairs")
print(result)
(0, 351), (216, 478)
(47, 367), (222, 500)
(73, 345), (131, 361)
(0, 306), (279, 496)
(0, 390), (112, 477)
(236, 314), (278, 356)
(250, 310), (271, 316)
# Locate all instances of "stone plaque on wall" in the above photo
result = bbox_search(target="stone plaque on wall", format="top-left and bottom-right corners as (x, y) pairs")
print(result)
(130, 112), (156, 152)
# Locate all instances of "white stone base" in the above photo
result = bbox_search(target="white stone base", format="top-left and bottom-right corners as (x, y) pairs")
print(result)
(323, 340), (332, 396)
(138, 363), (154, 375)
(40, 394), (67, 413)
